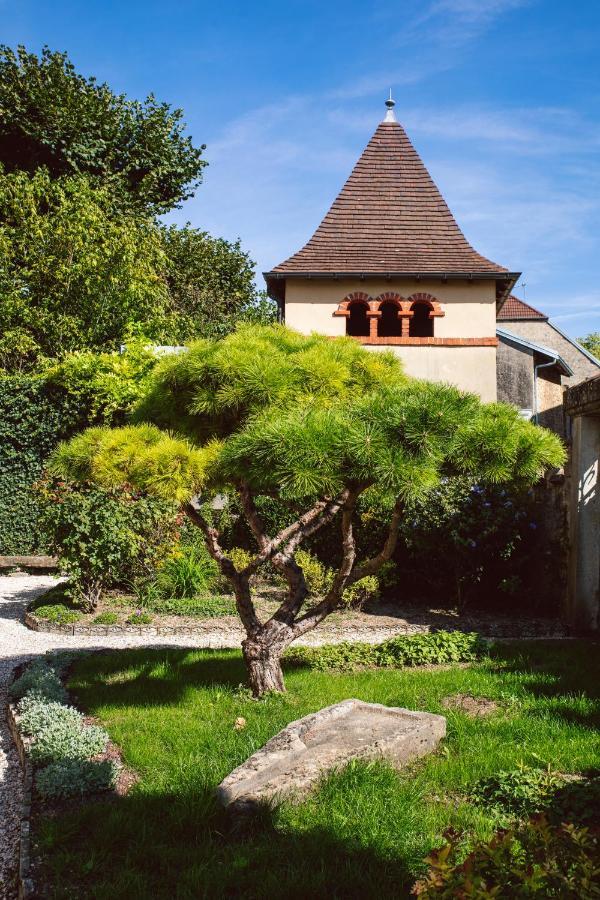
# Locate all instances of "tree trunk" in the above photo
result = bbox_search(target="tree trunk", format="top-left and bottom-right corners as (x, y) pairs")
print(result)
(242, 636), (286, 697)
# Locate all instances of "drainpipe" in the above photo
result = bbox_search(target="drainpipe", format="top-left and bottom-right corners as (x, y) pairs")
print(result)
(533, 357), (557, 424)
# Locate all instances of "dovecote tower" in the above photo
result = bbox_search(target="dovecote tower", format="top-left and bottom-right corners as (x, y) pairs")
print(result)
(264, 95), (519, 401)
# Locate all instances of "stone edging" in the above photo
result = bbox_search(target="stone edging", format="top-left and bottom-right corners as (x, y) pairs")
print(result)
(6, 678), (35, 900)
(24, 609), (240, 638)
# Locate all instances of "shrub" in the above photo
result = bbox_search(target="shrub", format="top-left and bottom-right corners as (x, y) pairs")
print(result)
(413, 817), (600, 898)
(0, 344), (155, 555)
(36, 758), (120, 799)
(33, 603), (81, 625)
(126, 610), (154, 625)
(0, 376), (73, 554)
(342, 575), (380, 608)
(9, 661), (67, 703)
(92, 611), (119, 625)
(295, 550), (331, 596)
(156, 544), (219, 598)
(376, 631), (485, 667)
(397, 478), (549, 610)
(17, 696), (82, 737)
(224, 547), (253, 574)
(285, 631), (486, 672)
(38, 480), (178, 608)
(293, 549), (380, 607)
(30, 719), (109, 765)
(471, 766), (566, 820)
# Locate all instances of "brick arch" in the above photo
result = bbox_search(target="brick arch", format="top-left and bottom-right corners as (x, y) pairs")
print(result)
(374, 292), (407, 338)
(374, 292), (406, 309)
(333, 292), (374, 317)
(407, 292), (445, 318)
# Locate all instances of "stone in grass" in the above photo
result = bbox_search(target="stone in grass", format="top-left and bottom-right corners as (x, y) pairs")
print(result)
(217, 699), (446, 813)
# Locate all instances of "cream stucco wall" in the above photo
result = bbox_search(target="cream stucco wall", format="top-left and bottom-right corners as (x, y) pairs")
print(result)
(282, 277), (498, 401)
(370, 345), (497, 401)
(284, 277), (497, 338)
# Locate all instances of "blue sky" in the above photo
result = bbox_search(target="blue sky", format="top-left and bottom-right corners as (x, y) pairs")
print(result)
(2, 0), (600, 337)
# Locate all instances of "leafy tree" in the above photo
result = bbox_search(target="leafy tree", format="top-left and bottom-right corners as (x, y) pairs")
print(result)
(50, 327), (565, 695)
(161, 224), (274, 341)
(0, 45), (205, 214)
(0, 167), (171, 366)
(577, 332), (600, 359)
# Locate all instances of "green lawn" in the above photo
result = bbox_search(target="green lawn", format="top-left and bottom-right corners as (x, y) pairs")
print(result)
(37, 641), (600, 899)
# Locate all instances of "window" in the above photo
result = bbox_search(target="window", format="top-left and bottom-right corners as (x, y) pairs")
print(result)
(378, 301), (402, 338)
(346, 301), (370, 337)
(409, 302), (433, 337)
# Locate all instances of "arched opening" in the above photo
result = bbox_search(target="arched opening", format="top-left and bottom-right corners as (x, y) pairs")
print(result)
(377, 301), (402, 338)
(409, 302), (434, 337)
(346, 301), (370, 337)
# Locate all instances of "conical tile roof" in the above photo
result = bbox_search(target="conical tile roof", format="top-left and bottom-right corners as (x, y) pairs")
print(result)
(267, 119), (509, 277)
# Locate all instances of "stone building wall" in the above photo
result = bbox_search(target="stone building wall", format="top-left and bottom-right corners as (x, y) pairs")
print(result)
(502, 319), (599, 386)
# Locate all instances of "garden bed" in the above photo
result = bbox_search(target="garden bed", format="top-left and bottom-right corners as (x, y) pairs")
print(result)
(26, 583), (569, 643)
(30, 639), (600, 898)
(7, 655), (136, 898)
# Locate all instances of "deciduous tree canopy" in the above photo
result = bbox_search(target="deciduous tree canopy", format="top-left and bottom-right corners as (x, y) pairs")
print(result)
(0, 45), (205, 214)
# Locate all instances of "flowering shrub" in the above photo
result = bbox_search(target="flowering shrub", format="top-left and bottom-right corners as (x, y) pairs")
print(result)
(396, 478), (544, 609)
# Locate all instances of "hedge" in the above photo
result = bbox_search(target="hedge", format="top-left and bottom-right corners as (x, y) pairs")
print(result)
(0, 345), (154, 555)
(0, 377), (76, 553)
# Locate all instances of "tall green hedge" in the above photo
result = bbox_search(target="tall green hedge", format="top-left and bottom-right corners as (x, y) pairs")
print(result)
(0, 344), (155, 554)
(0, 377), (76, 553)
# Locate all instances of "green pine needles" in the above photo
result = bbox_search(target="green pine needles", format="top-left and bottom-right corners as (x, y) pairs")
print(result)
(50, 326), (565, 695)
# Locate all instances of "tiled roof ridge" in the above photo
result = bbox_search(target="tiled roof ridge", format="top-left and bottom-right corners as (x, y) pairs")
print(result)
(269, 119), (507, 276)
(497, 295), (548, 320)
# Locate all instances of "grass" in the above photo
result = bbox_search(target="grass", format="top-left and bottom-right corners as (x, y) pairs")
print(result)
(36, 640), (600, 899)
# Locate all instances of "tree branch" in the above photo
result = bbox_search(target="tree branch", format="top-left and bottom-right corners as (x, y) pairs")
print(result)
(290, 490), (360, 637)
(349, 496), (404, 582)
(184, 499), (260, 634)
(237, 484), (352, 578)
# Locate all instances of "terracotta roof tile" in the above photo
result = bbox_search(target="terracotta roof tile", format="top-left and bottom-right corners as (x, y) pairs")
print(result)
(497, 295), (547, 320)
(267, 120), (508, 276)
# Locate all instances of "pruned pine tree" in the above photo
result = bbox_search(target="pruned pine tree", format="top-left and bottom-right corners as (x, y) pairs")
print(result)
(50, 326), (565, 695)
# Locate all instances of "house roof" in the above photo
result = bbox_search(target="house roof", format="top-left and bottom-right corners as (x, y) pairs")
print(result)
(265, 105), (518, 301)
(497, 295), (547, 321)
(496, 327), (573, 377)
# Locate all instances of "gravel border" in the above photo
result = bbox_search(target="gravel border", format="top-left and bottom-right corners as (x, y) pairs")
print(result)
(5, 687), (34, 900)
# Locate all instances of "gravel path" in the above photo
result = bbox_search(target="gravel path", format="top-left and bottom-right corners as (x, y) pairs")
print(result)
(0, 574), (567, 897)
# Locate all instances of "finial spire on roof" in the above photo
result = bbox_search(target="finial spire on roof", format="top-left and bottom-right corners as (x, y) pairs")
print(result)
(384, 88), (396, 123)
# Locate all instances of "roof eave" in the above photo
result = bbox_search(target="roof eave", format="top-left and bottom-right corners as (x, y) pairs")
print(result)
(264, 270), (519, 303)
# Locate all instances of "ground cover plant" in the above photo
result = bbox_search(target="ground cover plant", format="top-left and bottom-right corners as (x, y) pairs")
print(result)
(11, 655), (120, 800)
(50, 325), (564, 695)
(34, 639), (599, 898)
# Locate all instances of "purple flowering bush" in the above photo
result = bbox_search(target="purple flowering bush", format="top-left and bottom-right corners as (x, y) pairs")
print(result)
(392, 477), (546, 610)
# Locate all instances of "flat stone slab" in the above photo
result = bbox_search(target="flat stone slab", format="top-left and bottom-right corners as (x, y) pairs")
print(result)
(217, 699), (446, 812)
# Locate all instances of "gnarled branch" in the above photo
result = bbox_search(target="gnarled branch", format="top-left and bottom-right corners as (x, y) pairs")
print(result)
(184, 499), (260, 634)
